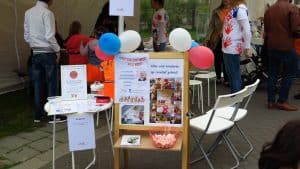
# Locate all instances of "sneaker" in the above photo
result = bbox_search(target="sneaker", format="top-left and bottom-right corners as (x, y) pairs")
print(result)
(48, 116), (67, 124)
(276, 102), (298, 111)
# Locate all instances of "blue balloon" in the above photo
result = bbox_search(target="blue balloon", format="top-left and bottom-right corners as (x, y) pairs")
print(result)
(190, 41), (199, 49)
(99, 33), (121, 55)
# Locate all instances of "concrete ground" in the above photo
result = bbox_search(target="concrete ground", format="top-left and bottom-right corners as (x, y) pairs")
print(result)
(1, 79), (299, 169)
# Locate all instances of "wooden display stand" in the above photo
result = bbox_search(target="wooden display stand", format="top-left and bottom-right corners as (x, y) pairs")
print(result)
(113, 52), (190, 169)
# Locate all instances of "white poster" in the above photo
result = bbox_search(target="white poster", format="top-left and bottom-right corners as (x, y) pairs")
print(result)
(117, 58), (184, 127)
(115, 53), (150, 104)
(61, 65), (87, 100)
(67, 113), (96, 151)
(149, 59), (184, 127)
(109, 0), (134, 16)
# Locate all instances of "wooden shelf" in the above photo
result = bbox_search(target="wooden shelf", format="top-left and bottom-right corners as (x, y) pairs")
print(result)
(114, 133), (182, 152)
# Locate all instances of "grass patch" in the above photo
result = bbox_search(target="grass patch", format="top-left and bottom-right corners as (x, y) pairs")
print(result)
(0, 89), (37, 138)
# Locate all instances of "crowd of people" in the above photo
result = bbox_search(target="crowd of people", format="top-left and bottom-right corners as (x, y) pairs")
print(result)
(206, 0), (300, 111)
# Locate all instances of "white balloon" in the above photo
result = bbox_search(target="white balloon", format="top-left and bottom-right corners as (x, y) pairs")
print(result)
(119, 30), (141, 53)
(169, 28), (192, 52)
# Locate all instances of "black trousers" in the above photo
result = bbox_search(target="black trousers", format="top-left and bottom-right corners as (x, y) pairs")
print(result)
(214, 40), (228, 81)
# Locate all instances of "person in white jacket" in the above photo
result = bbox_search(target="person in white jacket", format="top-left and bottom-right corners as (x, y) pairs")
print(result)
(24, 0), (65, 123)
(222, 0), (252, 93)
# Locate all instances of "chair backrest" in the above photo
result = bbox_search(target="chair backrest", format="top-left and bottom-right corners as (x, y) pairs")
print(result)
(213, 87), (247, 110)
(204, 88), (247, 132)
(243, 79), (260, 109)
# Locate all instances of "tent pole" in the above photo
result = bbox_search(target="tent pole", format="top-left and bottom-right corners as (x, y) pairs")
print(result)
(118, 16), (124, 35)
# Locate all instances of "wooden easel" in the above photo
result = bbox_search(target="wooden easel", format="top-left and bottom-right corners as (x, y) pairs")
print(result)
(113, 52), (190, 169)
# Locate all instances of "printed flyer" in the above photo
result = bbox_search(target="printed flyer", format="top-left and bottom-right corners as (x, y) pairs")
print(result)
(67, 113), (96, 151)
(115, 53), (150, 104)
(61, 65), (87, 100)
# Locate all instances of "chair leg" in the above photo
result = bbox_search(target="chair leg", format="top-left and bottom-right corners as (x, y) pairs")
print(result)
(190, 132), (215, 169)
(224, 127), (245, 159)
(197, 84), (200, 110)
(200, 84), (204, 114)
(225, 134), (243, 159)
(235, 124), (254, 159)
(214, 78), (217, 102)
(222, 134), (240, 169)
(191, 133), (223, 163)
(208, 79), (210, 106)
(192, 85), (195, 104)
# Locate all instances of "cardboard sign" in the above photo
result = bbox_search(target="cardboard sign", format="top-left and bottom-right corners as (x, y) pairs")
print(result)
(109, 0), (134, 16)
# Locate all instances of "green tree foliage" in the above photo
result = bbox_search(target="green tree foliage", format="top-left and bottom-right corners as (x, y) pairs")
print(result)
(140, 0), (210, 41)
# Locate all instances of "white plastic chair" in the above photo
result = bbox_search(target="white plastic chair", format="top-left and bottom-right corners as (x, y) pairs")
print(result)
(205, 79), (260, 160)
(218, 79), (260, 160)
(194, 71), (217, 106)
(189, 80), (204, 114)
(189, 88), (247, 169)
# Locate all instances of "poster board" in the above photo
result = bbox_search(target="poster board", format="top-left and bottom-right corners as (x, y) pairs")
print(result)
(113, 52), (190, 169)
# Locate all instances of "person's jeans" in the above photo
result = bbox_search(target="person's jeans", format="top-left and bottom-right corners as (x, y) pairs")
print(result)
(32, 53), (57, 120)
(223, 53), (242, 93)
(267, 49), (297, 103)
(153, 42), (166, 52)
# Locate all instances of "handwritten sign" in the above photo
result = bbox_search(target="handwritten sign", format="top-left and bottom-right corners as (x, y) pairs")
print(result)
(67, 113), (96, 151)
(109, 0), (134, 16)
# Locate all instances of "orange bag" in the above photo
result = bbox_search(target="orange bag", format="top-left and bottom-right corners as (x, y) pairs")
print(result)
(101, 60), (115, 82)
(99, 60), (115, 98)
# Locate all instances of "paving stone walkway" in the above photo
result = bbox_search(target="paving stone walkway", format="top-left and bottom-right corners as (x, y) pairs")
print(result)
(0, 115), (110, 169)
(0, 79), (299, 169)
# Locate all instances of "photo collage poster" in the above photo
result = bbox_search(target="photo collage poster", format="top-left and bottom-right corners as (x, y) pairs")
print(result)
(115, 54), (184, 127)
(149, 59), (184, 127)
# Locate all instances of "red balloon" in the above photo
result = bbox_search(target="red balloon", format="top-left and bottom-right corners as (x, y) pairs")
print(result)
(95, 45), (114, 61)
(188, 46), (214, 69)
